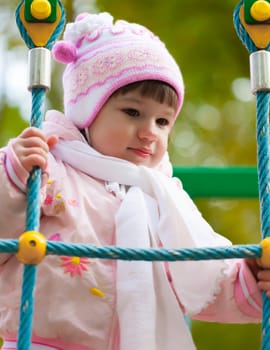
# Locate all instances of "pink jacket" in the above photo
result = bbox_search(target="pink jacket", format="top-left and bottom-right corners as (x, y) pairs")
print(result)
(0, 110), (261, 350)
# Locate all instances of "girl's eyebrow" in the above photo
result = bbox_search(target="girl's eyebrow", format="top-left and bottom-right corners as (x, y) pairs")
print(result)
(118, 96), (142, 104)
(117, 95), (176, 116)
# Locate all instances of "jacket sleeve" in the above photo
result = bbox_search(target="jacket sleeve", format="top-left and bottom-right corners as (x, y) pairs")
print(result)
(0, 146), (28, 263)
(169, 177), (262, 323)
(192, 258), (262, 323)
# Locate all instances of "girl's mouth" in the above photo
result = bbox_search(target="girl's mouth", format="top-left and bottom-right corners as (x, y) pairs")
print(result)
(129, 148), (152, 158)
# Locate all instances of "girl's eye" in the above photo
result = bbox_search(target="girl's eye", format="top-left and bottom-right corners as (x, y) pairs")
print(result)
(123, 108), (140, 117)
(157, 118), (169, 126)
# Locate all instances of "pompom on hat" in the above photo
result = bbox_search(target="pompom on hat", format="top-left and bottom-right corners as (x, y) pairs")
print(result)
(52, 12), (184, 129)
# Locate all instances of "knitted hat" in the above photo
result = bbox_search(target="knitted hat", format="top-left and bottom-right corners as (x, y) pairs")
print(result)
(52, 12), (184, 129)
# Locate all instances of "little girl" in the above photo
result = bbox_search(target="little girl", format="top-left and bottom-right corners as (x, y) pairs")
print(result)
(0, 11), (269, 350)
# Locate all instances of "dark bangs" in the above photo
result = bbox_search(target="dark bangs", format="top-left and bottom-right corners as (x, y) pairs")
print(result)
(112, 80), (178, 110)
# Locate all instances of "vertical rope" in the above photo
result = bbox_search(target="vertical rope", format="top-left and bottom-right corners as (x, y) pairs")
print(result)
(17, 89), (45, 350)
(25, 89), (46, 231)
(15, 2), (65, 349)
(256, 91), (270, 350)
(234, 2), (270, 349)
(256, 92), (270, 238)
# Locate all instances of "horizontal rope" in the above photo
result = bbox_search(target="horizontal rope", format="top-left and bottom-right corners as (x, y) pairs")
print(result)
(46, 242), (262, 261)
(0, 239), (261, 261)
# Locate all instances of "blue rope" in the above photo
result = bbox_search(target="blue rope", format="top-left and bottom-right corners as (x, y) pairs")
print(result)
(20, 91), (44, 350)
(233, 2), (270, 349)
(233, 1), (257, 53)
(15, 2), (66, 349)
(257, 91), (270, 350)
(45, 242), (262, 261)
(25, 89), (46, 232)
(17, 265), (37, 350)
(256, 92), (270, 237)
(0, 239), (262, 260)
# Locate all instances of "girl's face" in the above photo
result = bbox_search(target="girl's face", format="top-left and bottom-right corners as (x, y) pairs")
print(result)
(88, 88), (176, 167)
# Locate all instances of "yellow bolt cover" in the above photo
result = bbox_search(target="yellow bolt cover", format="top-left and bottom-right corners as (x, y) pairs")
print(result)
(16, 231), (47, 265)
(19, 3), (62, 47)
(31, 0), (52, 20)
(240, 5), (270, 49)
(258, 237), (270, 268)
(250, 0), (270, 22)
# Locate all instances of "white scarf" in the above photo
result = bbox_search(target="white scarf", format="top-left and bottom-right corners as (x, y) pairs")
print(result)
(50, 138), (231, 350)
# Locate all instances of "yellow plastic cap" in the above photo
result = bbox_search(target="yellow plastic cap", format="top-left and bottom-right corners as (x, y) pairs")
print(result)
(250, 0), (270, 22)
(16, 231), (47, 265)
(258, 237), (270, 268)
(30, 0), (52, 20)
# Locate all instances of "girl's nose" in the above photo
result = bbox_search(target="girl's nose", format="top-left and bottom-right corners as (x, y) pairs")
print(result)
(137, 121), (158, 142)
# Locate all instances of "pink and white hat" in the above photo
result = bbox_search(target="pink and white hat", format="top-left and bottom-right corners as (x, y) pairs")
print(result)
(52, 12), (184, 129)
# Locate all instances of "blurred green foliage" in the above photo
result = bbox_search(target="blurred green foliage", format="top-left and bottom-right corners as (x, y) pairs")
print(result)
(0, 0), (263, 348)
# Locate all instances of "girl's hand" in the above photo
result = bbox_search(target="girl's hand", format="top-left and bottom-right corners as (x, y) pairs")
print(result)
(246, 258), (270, 297)
(12, 127), (58, 173)
(257, 269), (270, 298)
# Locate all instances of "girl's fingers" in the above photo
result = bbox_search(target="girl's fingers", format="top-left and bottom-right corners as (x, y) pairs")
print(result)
(21, 153), (48, 172)
(19, 131), (58, 151)
(257, 269), (270, 281)
(20, 127), (47, 141)
(13, 128), (58, 172)
(18, 137), (50, 153)
(47, 135), (59, 149)
(256, 269), (270, 297)
(19, 146), (49, 172)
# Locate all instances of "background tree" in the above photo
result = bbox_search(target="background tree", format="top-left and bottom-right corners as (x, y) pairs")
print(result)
(0, 0), (262, 348)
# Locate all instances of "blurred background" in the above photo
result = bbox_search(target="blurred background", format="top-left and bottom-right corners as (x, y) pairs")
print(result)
(0, 0), (262, 348)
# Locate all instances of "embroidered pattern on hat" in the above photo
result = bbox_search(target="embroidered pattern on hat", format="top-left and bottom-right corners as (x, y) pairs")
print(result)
(64, 44), (175, 104)
(91, 50), (124, 75)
